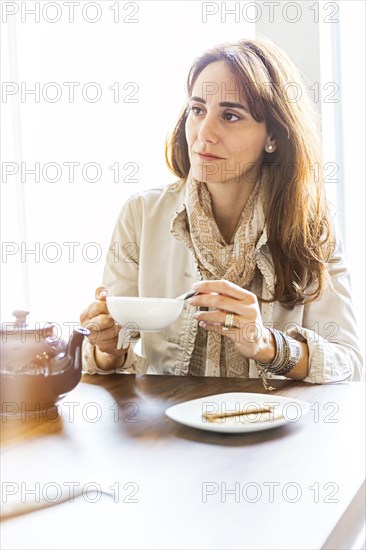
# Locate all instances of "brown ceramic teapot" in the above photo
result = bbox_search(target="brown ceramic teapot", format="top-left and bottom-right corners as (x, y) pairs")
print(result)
(0, 310), (88, 414)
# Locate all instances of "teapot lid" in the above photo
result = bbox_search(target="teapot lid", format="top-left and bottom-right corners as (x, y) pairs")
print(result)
(0, 310), (55, 335)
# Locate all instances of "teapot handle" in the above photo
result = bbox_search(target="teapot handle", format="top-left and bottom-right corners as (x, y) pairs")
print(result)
(68, 327), (90, 370)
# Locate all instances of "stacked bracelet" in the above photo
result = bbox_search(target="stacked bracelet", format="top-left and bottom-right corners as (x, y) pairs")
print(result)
(257, 328), (302, 377)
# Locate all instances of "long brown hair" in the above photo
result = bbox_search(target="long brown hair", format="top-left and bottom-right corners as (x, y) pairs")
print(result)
(165, 35), (338, 310)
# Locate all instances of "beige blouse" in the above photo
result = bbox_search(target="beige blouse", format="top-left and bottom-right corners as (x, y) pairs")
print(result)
(82, 179), (363, 383)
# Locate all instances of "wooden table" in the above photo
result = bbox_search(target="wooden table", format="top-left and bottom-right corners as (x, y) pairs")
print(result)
(1, 375), (365, 550)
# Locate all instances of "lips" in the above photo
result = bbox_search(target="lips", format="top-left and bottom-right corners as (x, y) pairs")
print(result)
(195, 152), (223, 160)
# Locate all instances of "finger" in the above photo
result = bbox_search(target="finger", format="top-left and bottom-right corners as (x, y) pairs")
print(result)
(80, 307), (108, 326)
(93, 326), (131, 353)
(95, 286), (109, 300)
(195, 310), (241, 327)
(79, 309), (89, 325)
(96, 337), (127, 354)
(189, 293), (252, 314)
(87, 324), (120, 346)
(198, 321), (226, 336)
(117, 327), (132, 350)
(80, 301), (109, 324)
(198, 321), (242, 346)
(84, 313), (116, 331)
(192, 280), (254, 301)
(200, 319), (263, 344)
(82, 299), (110, 321)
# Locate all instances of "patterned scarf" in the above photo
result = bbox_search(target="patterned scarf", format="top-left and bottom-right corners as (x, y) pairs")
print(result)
(175, 167), (269, 377)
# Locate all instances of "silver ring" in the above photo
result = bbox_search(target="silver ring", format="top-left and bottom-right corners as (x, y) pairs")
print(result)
(224, 312), (235, 329)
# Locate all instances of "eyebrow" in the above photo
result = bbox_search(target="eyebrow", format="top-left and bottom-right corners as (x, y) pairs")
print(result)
(189, 96), (249, 113)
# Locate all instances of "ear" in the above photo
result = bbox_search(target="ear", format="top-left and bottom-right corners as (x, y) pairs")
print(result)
(264, 136), (277, 153)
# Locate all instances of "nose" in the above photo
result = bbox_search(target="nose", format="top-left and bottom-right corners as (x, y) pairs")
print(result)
(197, 113), (219, 144)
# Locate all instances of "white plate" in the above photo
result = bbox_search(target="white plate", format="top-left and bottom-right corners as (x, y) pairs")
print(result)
(165, 392), (311, 433)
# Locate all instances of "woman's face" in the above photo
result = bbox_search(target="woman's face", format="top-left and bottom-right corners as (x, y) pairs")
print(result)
(185, 60), (270, 184)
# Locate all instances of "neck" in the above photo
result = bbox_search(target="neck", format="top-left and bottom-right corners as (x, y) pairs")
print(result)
(205, 176), (257, 244)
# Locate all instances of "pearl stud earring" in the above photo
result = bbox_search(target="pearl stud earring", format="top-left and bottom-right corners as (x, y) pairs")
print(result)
(266, 144), (273, 152)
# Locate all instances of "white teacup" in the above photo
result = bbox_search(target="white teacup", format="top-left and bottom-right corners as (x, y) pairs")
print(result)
(106, 296), (184, 333)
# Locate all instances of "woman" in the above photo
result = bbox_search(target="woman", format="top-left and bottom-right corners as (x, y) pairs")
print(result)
(80, 36), (363, 389)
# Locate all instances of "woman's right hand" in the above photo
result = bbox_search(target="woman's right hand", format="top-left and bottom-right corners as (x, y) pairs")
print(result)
(80, 286), (129, 371)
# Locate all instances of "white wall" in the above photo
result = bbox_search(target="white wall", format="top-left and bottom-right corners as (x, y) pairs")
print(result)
(1, 1), (254, 329)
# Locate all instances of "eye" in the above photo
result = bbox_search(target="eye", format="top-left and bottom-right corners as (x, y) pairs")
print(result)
(223, 112), (241, 122)
(188, 106), (204, 116)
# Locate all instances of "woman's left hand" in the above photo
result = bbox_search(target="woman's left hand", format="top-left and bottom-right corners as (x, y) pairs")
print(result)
(188, 279), (276, 363)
